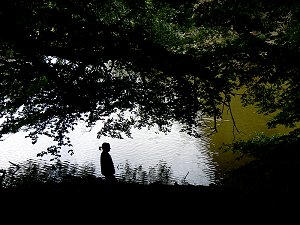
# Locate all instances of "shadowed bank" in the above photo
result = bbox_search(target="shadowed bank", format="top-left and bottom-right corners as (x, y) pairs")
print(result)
(1, 177), (298, 215)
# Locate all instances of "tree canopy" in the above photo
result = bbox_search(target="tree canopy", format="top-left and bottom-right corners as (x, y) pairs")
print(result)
(1, 0), (300, 158)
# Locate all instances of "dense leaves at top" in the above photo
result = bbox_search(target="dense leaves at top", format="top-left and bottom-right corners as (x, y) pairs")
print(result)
(0, 0), (299, 157)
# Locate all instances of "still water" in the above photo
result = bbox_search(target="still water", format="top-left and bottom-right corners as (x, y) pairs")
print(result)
(0, 95), (295, 186)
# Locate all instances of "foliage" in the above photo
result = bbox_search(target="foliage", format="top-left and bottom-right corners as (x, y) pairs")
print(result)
(0, 158), (184, 189)
(1, 0), (300, 157)
(221, 130), (300, 159)
(117, 160), (176, 185)
(193, 0), (300, 129)
(0, 159), (97, 189)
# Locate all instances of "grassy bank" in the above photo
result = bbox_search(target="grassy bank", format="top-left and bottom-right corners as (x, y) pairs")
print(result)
(0, 136), (299, 218)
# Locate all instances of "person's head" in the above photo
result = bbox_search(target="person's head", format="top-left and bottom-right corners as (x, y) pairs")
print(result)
(101, 142), (110, 152)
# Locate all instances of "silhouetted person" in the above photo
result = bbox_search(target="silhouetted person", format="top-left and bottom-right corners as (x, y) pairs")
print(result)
(100, 142), (116, 182)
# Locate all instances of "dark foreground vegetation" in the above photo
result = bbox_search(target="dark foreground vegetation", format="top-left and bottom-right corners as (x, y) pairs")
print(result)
(1, 135), (298, 219)
(0, 0), (299, 220)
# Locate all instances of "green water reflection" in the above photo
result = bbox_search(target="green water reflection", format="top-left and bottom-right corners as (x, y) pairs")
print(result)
(208, 94), (296, 174)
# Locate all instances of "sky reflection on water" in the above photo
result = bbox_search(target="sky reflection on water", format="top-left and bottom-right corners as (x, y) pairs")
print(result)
(0, 121), (217, 186)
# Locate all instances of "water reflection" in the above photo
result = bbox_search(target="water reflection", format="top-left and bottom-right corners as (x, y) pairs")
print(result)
(208, 94), (298, 174)
(0, 122), (217, 186)
(2, 93), (295, 187)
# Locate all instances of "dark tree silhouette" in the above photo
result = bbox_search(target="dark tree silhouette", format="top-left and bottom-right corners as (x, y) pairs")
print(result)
(1, 0), (299, 158)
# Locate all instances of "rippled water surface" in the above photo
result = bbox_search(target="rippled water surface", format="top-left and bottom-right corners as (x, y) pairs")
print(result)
(0, 121), (217, 186)
(2, 94), (295, 186)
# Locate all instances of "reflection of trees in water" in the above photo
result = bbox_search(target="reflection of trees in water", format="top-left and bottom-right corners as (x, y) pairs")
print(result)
(0, 159), (189, 189)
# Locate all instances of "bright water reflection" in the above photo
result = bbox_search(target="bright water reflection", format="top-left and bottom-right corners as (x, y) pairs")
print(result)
(2, 94), (297, 186)
(0, 121), (218, 186)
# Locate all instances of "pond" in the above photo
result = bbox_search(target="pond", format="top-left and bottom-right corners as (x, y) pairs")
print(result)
(0, 94), (295, 186)
(0, 120), (216, 186)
